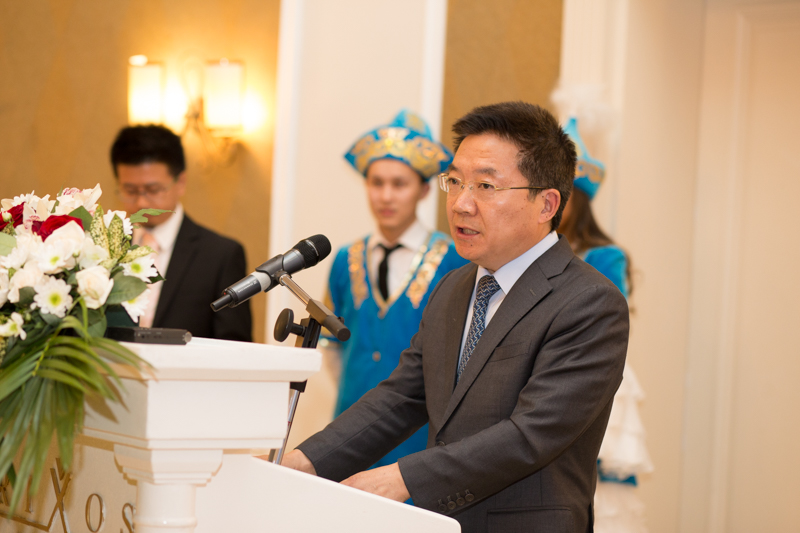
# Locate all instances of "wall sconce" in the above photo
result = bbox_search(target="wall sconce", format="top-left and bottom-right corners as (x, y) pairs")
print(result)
(128, 55), (163, 124)
(127, 55), (248, 165)
(204, 59), (244, 135)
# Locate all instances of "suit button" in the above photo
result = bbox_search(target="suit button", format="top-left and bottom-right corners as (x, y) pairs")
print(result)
(447, 497), (456, 510)
(456, 493), (465, 506)
(372, 351), (381, 362)
(464, 489), (475, 502)
(436, 441), (445, 447)
(438, 499), (447, 512)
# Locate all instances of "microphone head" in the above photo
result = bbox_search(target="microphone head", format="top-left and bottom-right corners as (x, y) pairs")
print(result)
(294, 234), (331, 267)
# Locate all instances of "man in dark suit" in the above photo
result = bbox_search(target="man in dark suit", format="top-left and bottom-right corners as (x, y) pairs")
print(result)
(280, 102), (628, 532)
(110, 125), (252, 341)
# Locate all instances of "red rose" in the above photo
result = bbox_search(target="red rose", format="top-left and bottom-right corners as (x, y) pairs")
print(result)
(8, 204), (24, 227)
(31, 215), (84, 240)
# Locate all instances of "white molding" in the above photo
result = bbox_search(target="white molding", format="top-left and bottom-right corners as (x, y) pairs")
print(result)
(267, 0), (305, 343)
(707, 10), (751, 533)
(417, 0), (449, 229)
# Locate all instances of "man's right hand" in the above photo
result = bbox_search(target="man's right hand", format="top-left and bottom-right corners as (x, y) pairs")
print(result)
(279, 449), (317, 475)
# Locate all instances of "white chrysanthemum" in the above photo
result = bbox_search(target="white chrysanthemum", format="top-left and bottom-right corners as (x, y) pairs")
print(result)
(0, 270), (9, 307)
(32, 239), (77, 274)
(76, 265), (114, 309)
(54, 184), (102, 215)
(0, 312), (26, 341)
(0, 231), (42, 271)
(33, 276), (73, 318)
(122, 254), (158, 281)
(121, 288), (150, 321)
(8, 263), (44, 303)
(1, 192), (36, 210)
(78, 236), (109, 269)
(103, 210), (133, 236)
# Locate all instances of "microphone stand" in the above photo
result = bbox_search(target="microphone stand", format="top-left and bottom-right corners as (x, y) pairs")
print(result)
(268, 271), (349, 465)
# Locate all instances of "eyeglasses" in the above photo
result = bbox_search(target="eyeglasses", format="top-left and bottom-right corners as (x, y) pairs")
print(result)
(438, 173), (545, 202)
(117, 182), (175, 201)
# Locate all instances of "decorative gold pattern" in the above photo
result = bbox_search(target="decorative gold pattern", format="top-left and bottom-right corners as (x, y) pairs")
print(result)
(351, 127), (451, 179)
(406, 237), (450, 308)
(576, 160), (604, 184)
(347, 240), (368, 309)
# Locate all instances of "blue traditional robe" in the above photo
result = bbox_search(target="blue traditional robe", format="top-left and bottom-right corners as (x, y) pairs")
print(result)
(581, 244), (637, 486)
(327, 230), (469, 467)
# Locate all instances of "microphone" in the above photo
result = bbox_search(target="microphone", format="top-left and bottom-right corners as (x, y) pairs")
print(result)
(211, 234), (332, 311)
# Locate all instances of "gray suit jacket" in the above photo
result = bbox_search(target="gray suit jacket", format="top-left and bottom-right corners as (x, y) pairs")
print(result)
(298, 236), (629, 533)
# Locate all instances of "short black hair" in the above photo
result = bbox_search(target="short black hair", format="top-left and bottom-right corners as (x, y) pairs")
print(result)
(110, 124), (186, 179)
(452, 102), (576, 230)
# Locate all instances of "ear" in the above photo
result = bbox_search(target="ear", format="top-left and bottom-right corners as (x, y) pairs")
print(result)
(419, 181), (431, 200)
(538, 189), (561, 224)
(174, 171), (188, 198)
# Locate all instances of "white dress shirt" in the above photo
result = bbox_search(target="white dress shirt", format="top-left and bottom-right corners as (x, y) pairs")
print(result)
(132, 203), (184, 325)
(459, 231), (559, 357)
(366, 219), (430, 297)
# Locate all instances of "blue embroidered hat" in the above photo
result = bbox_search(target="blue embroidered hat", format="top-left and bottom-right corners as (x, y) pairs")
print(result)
(563, 117), (605, 200)
(344, 109), (454, 181)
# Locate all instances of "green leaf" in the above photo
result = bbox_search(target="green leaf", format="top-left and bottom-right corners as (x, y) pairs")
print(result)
(106, 274), (147, 305)
(86, 308), (107, 338)
(67, 206), (93, 231)
(129, 208), (170, 224)
(90, 205), (109, 252)
(17, 287), (35, 307)
(40, 312), (61, 326)
(0, 232), (16, 256)
(119, 244), (153, 263)
(107, 215), (126, 261)
(149, 271), (165, 283)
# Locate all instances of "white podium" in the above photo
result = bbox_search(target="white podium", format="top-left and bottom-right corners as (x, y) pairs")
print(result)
(0, 338), (459, 532)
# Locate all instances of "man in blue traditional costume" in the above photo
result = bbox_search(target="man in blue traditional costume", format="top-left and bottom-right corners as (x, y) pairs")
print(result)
(326, 110), (469, 468)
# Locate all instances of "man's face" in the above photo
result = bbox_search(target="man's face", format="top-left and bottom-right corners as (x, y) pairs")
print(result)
(447, 133), (555, 272)
(116, 162), (186, 228)
(365, 159), (430, 240)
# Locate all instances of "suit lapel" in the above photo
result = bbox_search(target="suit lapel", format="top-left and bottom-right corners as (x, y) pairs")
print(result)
(153, 215), (200, 326)
(439, 237), (574, 428)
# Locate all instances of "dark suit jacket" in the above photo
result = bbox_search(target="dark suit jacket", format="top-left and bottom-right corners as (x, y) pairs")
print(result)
(153, 214), (252, 341)
(298, 236), (628, 533)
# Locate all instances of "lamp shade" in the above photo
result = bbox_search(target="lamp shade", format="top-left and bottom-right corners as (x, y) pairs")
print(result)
(204, 59), (244, 133)
(128, 55), (163, 124)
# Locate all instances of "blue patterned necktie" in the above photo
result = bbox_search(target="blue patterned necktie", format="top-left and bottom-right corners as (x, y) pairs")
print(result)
(457, 275), (501, 383)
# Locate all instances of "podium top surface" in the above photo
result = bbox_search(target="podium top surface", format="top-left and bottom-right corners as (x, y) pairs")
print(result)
(110, 337), (321, 383)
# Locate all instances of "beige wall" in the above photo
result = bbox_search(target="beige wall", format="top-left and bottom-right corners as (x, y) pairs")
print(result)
(438, 0), (563, 231)
(0, 0), (280, 343)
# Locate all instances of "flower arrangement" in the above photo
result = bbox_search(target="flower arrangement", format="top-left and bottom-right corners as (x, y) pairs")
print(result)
(0, 185), (163, 512)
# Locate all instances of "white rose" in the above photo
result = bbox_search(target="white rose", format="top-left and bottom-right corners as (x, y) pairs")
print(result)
(78, 236), (110, 269)
(45, 220), (85, 254)
(8, 262), (44, 303)
(0, 312), (26, 340)
(76, 266), (114, 309)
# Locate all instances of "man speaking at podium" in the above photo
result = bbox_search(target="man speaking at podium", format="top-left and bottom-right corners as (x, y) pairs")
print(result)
(281, 102), (629, 533)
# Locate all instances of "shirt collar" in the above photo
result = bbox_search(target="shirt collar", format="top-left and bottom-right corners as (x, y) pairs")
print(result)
(476, 231), (559, 295)
(369, 219), (429, 252)
(148, 203), (184, 252)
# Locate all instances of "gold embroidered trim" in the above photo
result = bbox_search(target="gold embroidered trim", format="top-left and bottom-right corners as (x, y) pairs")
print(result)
(406, 237), (450, 309)
(347, 240), (368, 310)
(371, 238), (428, 318)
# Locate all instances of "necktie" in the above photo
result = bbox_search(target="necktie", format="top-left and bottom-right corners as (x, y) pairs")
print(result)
(377, 243), (402, 300)
(457, 275), (501, 383)
(135, 230), (161, 328)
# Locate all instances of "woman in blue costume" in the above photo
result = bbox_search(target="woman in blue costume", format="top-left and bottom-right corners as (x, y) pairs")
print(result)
(326, 110), (469, 469)
(561, 117), (653, 533)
